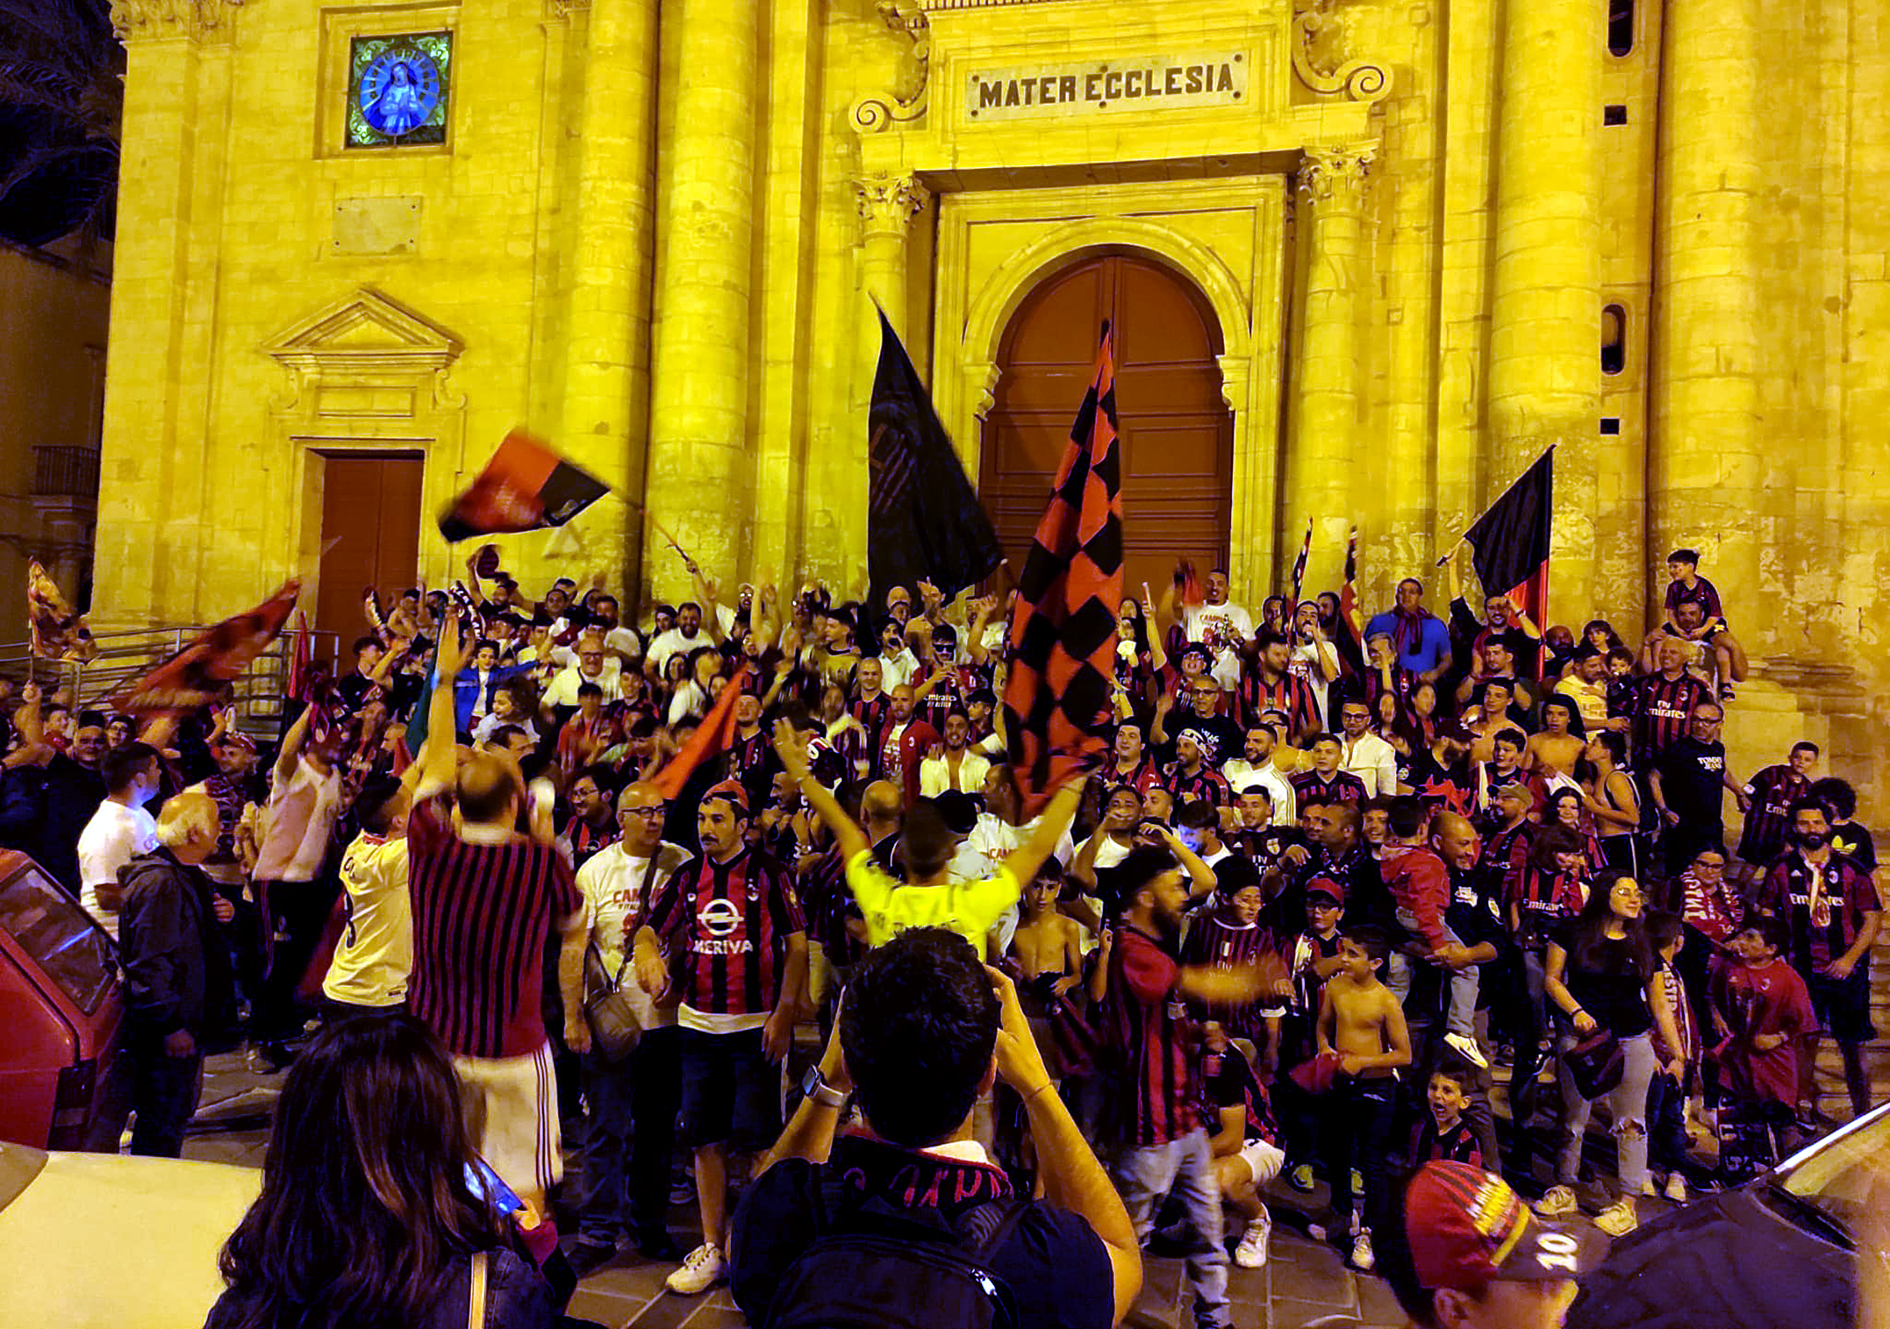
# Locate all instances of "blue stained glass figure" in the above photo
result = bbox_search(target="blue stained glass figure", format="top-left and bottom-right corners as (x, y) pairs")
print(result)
(359, 50), (441, 138)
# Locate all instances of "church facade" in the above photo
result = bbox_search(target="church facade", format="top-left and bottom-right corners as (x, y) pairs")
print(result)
(95, 0), (1889, 797)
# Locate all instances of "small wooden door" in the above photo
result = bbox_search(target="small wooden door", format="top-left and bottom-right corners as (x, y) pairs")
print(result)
(981, 254), (1233, 601)
(315, 452), (424, 651)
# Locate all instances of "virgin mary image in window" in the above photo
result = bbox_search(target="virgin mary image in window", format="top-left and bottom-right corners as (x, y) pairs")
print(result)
(347, 34), (452, 148)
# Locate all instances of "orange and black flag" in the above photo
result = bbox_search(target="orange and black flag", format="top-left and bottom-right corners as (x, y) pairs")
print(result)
(1002, 324), (1123, 817)
(26, 560), (94, 663)
(653, 664), (753, 800)
(438, 429), (609, 543)
(111, 581), (300, 715)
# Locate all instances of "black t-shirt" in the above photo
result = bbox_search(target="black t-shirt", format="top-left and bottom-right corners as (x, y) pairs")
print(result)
(1554, 919), (1653, 1039)
(730, 1134), (1115, 1329)
(1658, 737), (1728, 828)
(1830, 821), (1877, 874)
(1445, 867), (1506, 952)
(1163, 712), (1242, 770)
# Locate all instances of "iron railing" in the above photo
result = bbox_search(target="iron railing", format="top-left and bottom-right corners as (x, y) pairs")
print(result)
(31, 445), (100, 501)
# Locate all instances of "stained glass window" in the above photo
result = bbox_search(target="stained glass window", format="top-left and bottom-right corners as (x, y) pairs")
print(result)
(346, 32), (452, 149)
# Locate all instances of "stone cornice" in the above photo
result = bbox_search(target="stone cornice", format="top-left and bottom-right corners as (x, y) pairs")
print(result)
(109, 0), (246, 41)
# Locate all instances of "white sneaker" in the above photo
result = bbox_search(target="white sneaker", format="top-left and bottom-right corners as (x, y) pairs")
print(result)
(1535, 1185), (1579, 1217)
(1594, 1199), (1639, 1237)
(1444, 1032), (1490, 1070)
(664, 1242), (726, 1295)
(1664, 1173), (1689, 1204)
(1234, 1210), (1272, 1268)
(1639, 1178), (1657, 1198)
(1349, 1228), (1375, 1271)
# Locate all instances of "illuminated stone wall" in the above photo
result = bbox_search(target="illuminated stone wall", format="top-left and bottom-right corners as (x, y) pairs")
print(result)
(93, 0), (1890, 809)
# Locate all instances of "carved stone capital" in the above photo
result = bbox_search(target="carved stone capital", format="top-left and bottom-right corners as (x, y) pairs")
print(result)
(1298, 143), (1376, 208)
(109, 0), (245, 40)
(854, 172), (928, 237)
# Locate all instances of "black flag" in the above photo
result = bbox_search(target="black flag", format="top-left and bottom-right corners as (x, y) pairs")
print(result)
(1464, 447), (1553, 624)
(868, 310), (1003, 615)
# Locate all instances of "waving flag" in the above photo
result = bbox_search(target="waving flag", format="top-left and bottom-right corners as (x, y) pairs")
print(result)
(654, 664), (754, 799)
(1289, 518), (1312, 607)
(1464, 447), (1554, 625)
(438, 429), (609, 543)
(110, 581), (300, 715)
(1002, 325), (1123, 816)
(867, 310), (1004, 615)
(1339, 526), (1361, 633)
(26, 561), (94, 662)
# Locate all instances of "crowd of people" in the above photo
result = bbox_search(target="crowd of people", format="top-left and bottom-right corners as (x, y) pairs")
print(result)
(17, 539), (1881, 1329)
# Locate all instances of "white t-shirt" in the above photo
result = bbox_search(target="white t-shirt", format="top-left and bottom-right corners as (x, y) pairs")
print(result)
(1290, 640), (1334, 727)
(920, 750), (992, 798)
(1183, 602), (1255, 691)
(1222, 761), (1297, 826)
(77, 799), (158, 938)
(324, 832), (412, 1007)
(543, 664), (623, 710)
(576, 840), (686, 1031)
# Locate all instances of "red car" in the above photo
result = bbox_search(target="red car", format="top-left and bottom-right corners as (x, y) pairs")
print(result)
(0, 852), (124, 1149)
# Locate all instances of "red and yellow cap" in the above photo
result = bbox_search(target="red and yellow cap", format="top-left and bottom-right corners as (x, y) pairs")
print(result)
(1404, 1162), (1598, 1290)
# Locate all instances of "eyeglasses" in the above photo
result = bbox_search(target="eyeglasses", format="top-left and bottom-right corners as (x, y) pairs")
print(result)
(625, 805), (668, 819)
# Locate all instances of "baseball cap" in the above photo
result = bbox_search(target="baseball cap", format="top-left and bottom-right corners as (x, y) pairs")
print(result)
(1305, 874), (1345, 906)
(1404, 1161), (1598, 1291)
(702, 779), (749, 814)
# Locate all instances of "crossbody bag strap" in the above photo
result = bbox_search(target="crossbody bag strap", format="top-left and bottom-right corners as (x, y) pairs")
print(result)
(466, 1250), (488, 1329)
(613, 845), (669, 988)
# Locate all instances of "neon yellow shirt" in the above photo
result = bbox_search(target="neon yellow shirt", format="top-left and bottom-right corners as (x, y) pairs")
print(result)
(844, 850), (1020, 959)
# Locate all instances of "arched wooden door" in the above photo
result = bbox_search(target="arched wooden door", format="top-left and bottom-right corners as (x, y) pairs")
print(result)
(981, 253), (1233, 599)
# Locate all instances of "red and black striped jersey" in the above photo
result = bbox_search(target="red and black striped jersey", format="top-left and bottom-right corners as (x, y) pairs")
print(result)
(1289, 768), (1368, 808)
(1104, 757), (1163, 797)
(1408, 1117), (1483, 1170)
(1739, 765), (1810, 864)
(1202, 1039), (1280, 1147)
(643, 845), (806, 1017)
(407, 798), (582, 1060)
(1664, 575), (1724, 622)
(1164, 763), (1233, 807)
(563, 814), (621, 871)
(1237, 670), (1320, 738)
(1181, 903), (1278, 1043)
(1511, 865), (1587, 947)
(1105, 923), (1199, 1147)
(1478, 821), (1535, 914)
(1631, 672), (1712, 766)
(849, 692), (892, 750)
(1758, 851), (1882, 969)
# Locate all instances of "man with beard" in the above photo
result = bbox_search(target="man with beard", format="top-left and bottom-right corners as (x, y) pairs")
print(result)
(1630, 638), (1713, 770)
(919, 711), (990, 797)
(1649, 702), (1748, 878)
(1106, 846), (1275, 1329)
(1238, 632), (1320, 741)
(1157, 676), (1242, 769)
(645, 600), (712, 679)
(1223, 724), (1296, 826)
(1277, 799), (1386, 940)
(1173, 566), (1254, 691)
(561, 766), (621, 870)
(875, 684), (939, 808)
(1365, 578), (1454, 686)
(1756, 799), (1881, 1120)
(1407, 727), (1475, 818)
(725, 691), (773, 808)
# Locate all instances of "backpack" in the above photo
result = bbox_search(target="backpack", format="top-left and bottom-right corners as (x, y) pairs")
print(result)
(763, 1189), (1030, 1329)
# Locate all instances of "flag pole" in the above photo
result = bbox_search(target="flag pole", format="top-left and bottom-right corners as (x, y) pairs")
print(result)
(1433, 440), (1559, 566)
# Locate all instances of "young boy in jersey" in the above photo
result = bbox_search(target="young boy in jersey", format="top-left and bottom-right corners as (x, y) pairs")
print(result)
(1201, 1020), (1285, 1269)
(1407, 1052), (1486, 1170)
(1710, 917), (1817, 1182)
(1317, 925), (1413, 1271)
(1281, 877), (1347, 1192)
(1662, 548), (1747, 701)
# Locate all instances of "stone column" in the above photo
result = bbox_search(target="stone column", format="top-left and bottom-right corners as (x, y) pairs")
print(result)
(1488, 0), (1601, 620)
(1650, 0), (1762, 639)
(641, 0), (759, 601)
(562, 0), (659, 594)
(854, 171), (926, 338)
(1285, 143), (1372, 593)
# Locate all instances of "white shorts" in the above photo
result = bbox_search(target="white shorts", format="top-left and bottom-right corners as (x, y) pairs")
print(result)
(453, 1040), (561, 1202)
(1237, 1138), (1286, 1186)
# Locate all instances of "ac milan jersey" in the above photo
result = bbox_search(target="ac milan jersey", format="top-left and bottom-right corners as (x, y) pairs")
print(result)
(1289, 768), (1367, 808)
(1104, 757), (1163, 797)
(1758, 852), (1881, 970)
(1739, 765), (1810, 864)
(1408, 1117), (1483, 1169)
(1479, 821), (1534, 916)
(644, 845), (805, 1018)
(1202, 1040), (1279, 1147)
(1678, 867), (1743, 944)
(1181, 903), (1278, 1041)
(1105, 923), (1199, 1147)
(563, 814), (621, 870)
(1164, 763), (1233, 807)
(1238, 671), (1319, 738)
(1664, 575), (1724, 622)
(849, 693), (892, 750)
(1712, 958), (1815, 1105)
(1632, 672), (1712, 766)
(406, 799), (581, 1060)
(1512, 865), (1587, 948)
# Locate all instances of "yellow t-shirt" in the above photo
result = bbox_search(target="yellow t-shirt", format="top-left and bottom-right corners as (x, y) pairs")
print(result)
(843, 850), (1020, 959)
(323, 831), (412, 1007)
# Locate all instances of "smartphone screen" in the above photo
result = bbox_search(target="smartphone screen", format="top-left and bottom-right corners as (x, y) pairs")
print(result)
(465, 1157), (524, 1218)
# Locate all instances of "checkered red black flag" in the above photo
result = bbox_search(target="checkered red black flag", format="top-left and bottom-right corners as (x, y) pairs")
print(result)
(1002, 324), (1122, 817)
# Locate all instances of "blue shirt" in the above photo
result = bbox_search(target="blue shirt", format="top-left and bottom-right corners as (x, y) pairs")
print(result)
(1364, 610), (1452, 674)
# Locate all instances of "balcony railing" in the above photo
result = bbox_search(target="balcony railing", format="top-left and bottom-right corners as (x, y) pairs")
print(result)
(31, 445), (100, 502)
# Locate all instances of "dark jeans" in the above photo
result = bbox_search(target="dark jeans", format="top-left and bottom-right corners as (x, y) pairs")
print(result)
(128, 1036), (204, 1158)
(1646, 1071), (1691, 1178)
(252, 878), (337, 1042)
(1323, 1075), (1397, 1236)
(576, 1026), (682, 1245)
(1676, 927), (1725, 1105)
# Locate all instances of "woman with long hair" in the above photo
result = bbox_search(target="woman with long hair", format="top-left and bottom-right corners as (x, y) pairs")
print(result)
(210, 1012), (554, 1329)
(1536, 872), (1685, 1237)
(1580, 730), (1643, 877)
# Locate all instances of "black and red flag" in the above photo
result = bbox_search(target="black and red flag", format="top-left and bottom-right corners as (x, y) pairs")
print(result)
(867, 309), (1004, 614)
(1462, 446), (1554, 624)
(1002, 325), (1123, 816)
(110, 581), (300, 715)
(438, 429), (609, 543)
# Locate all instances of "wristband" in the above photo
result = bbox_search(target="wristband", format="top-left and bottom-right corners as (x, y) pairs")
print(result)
(1019, 1081), (1057, 1107)
(801, 1063), (851, 1111)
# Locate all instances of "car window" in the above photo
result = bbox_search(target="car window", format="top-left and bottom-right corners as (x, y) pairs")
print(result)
(1771, 1105), (1890, 1230)
(0, 868), (117, 1014)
